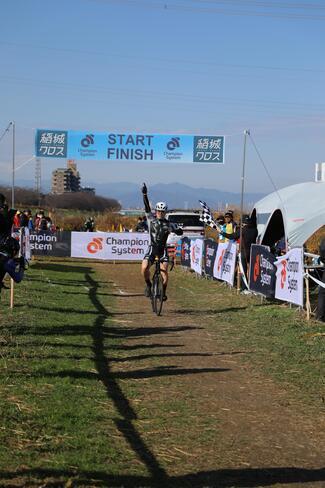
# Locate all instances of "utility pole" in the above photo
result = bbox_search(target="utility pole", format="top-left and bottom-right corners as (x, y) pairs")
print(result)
(35, 157), (42, 206)
(11, 121), (15, 208)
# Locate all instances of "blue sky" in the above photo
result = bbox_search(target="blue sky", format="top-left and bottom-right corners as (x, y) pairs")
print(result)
(0, 0), (324, 194)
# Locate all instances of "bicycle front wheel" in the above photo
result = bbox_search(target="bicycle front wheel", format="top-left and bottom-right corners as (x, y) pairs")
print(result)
(153, 273), (164, 316)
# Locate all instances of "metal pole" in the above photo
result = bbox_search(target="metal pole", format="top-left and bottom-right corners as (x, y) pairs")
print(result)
(10, 121), (16, 309)
(237, 129), (250, 293)
(11, 121), (15, 208)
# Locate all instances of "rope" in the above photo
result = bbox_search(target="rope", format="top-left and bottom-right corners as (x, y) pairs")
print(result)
(238, 253), (250, 289)
(305, 272), (325, 289)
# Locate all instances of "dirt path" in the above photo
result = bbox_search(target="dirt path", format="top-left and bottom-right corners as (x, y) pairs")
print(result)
(99, 263), (325, 488)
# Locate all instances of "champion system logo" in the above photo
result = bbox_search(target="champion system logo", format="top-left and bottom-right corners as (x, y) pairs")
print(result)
(81, 134), (95, 148)
(253, 255), (260, 282)
(217, 249), (225, 272)
(280, 259), (287, 289)
(87, 237), (103, 254)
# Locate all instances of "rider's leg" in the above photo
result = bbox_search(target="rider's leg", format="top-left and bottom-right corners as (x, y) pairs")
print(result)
(160, 262), (168, 298)
(141, 258), (152, 296)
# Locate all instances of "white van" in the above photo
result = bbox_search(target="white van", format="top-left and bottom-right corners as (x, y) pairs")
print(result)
(166, 211), (204, 246)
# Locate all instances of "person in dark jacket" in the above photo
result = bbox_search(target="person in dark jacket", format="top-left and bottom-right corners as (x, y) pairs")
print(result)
(219, 214), (258, 279)
(316, 238), (325, 322)
(0, 236), (25, 291)
(0, 194), (16, 244)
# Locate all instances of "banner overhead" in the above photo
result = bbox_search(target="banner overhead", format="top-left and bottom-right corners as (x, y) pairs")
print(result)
(274, 247), (304, 307)
(35, 129), (225, 164)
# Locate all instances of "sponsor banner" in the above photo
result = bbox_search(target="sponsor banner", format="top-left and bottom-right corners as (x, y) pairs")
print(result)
(35, 129), (225, 164)
(21, 227), (31, 261)
(213, 241), (237, 285)
(204, 239), (218, 277)
(180, 237), (192, 267)
(30, 231), (71, 257)
(71, 232), (150, 260)
(274, 247), (304, 307)
(249, 244), (276, 297)
(190, 238), (204, 275)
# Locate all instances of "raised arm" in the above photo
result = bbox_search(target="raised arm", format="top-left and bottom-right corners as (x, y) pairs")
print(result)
(142, 183), (151, 214)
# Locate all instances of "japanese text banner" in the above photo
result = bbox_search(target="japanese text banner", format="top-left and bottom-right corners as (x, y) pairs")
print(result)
(35, 129), (225, 164)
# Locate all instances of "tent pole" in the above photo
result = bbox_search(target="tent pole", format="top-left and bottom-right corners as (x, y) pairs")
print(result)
(237, 129), (250, 293)
(305, 271), (311, 321)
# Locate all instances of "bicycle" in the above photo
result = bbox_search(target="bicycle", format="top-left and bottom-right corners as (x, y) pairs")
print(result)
(151, 255), (164, 316)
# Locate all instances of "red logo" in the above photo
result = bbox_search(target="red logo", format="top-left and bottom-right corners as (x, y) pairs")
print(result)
(217, 249), (225, 272)
(87, 237), (103, 254)
(280, 259), (287, 289)
(253, 255), (260, 282)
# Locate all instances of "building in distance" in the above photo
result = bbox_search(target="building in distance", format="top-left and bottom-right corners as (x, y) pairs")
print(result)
(51, 160), (95, 194)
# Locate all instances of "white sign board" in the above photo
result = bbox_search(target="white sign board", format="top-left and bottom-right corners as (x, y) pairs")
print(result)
(213, 241), (237, 285)
(274, 247), (304, 306)
(71, 232), (150, 261)
(190, 238), (203, 275)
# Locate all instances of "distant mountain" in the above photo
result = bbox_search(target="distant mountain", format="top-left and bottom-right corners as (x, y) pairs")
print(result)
(93, 182), (264, 210)
(2, 179), (264, 209)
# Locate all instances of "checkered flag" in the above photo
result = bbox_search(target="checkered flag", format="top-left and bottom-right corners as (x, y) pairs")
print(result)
(199, 200), (220, 231)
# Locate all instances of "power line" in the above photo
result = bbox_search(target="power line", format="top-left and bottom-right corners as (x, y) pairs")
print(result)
(0, 75), (324, 116)
(187, 0), (325, 11)
(94, 0), (325, 21)
(2, 40), (324, 75)
(0, 122), (12, 145)
(248, 133), (284, 206)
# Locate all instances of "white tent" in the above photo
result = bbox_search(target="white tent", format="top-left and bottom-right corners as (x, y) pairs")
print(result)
(252, 181), (325, 248)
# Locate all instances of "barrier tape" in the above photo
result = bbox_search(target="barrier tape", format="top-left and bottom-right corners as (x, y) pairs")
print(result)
(238, 253), (249, 290)
(305, 272), (325, 289)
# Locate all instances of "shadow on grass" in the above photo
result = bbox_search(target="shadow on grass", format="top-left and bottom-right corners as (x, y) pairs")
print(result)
(31, 262), (94, 274)
(0, 466), (324, 487)
(30, 365), (230, 381)
(8, 324), (200, 339)
(173, 302), (276, 315)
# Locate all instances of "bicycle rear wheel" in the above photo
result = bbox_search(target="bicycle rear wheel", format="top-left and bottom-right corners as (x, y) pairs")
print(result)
(153, 272), (164, 316)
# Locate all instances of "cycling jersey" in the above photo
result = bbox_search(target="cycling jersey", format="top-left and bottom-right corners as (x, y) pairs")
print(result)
(142, 192), (182, 261)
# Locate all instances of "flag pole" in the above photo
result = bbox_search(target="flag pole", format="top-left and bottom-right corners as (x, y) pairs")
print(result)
(237, 129), (250, 293)
(10, 121), (16, 309)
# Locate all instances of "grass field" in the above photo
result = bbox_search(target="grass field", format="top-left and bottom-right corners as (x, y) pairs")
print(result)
(0, 260), (324, 487)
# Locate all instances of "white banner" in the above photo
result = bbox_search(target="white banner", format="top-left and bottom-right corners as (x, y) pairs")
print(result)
(213, 241), (237, 285)
(190, 238), (203, 275)
(275, 247), (304, 306)
(71, 232), (150, 261)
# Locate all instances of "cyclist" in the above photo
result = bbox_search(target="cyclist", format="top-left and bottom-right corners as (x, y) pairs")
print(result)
(141, 183), (183, 300)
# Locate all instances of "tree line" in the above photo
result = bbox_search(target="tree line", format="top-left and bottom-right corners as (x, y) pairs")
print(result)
(0, 186), (121, 212)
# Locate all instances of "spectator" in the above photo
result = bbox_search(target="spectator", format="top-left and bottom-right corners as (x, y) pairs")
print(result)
(0, 236), (25, 291)
(219, 214), (258, 281)
(84, 217), (95, 232)
(220, 211), (237, 243)
(0, 194), (16, 244)
(136, 216), (148, 233)
(38, 211), (49, 231)
(316, 238), (325, 322)
(135, 217), (143, 232)
(19, 209), (30, 228)
(142, 215), (148, 232)
(13, 210), (21, 228)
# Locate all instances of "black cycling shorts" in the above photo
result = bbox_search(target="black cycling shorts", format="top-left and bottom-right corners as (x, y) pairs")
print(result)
(143, 246), (169, 264)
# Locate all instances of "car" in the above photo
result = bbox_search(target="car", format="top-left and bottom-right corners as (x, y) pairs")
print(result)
(166, 211), (204, 247)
